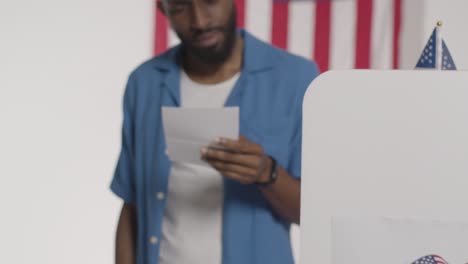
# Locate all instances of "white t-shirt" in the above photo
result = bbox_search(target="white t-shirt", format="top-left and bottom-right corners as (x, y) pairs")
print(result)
(158, 71), (240, 264)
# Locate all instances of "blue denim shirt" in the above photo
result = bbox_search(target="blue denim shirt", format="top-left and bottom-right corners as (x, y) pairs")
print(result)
(110, 30), (319, 264)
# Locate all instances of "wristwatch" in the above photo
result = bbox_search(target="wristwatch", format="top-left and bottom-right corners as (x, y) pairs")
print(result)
(255, 156), (279, 187)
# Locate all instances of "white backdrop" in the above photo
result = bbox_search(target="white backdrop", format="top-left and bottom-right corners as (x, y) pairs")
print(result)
(0, 0), (153, 263)
(1, 0), (468, 263)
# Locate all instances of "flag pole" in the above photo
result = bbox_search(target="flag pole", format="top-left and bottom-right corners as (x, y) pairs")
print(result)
(436, 21), (443, 70)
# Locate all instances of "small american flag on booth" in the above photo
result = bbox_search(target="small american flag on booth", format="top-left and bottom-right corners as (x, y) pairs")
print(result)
(412, 255), (449, 264)
(415, 23), (457, 70)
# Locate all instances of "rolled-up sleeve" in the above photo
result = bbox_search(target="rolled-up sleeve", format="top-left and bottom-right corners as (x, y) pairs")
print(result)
(110, 74), (137, 204)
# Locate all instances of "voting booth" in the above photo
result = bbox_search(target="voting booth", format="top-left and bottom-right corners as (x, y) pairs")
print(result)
(300, 71), (468, 264)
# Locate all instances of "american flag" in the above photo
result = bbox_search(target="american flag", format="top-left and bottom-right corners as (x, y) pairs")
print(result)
(415, 25), (457, 70)
(153, 0), (403, 72)
(412, 255), (450, 264)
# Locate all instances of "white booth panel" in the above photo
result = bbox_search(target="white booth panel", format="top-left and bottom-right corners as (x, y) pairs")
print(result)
(301, 71), (468, 264)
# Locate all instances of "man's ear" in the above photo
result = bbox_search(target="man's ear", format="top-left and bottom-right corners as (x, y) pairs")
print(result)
(157, 1), (168, 17)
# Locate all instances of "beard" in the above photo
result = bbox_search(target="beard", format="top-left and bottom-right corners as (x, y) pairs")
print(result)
(178, 6), (237, 64)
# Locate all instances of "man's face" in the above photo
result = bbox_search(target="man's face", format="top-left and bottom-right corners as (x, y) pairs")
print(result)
(162, 0), (237, 63)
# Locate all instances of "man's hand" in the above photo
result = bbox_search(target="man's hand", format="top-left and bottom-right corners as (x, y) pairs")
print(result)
(202, 135), (301, 224)
(201, 135), (272, 185)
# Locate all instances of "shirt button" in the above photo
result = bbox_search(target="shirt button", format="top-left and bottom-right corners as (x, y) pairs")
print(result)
(150, 236), (158, 245)
(156, 192), (165, 200)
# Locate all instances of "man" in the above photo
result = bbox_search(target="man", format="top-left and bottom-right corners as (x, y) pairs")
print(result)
(111, 0), (319, 263)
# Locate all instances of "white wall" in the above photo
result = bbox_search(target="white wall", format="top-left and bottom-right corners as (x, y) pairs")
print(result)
(0, 0), (153, 263)
(2, 0), (468, 263)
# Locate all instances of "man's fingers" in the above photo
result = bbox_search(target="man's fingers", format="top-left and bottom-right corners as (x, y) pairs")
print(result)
(202, 148), (260, 168)
(216, 137), (263, 155)
(206, 159), (259, 179)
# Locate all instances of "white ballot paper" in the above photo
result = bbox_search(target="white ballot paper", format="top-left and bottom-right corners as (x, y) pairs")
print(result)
(332, 216), (468, 264)
(162, 107), (239, 166)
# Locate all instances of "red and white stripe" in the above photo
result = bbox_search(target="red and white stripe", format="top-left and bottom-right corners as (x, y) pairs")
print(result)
(153, 0), (403, 72)
(433, 254), (449, 264)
